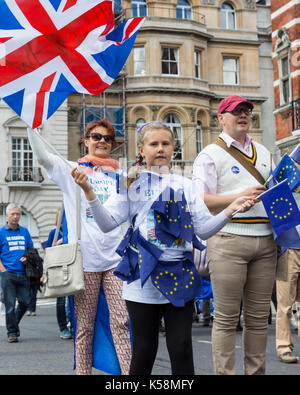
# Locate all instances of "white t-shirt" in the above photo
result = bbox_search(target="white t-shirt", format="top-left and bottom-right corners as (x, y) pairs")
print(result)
(103, 171), (219, 303)
(47, 154), (127, 272)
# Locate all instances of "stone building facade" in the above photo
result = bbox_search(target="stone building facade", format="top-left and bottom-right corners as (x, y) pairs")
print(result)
(0, 0), (275, 246)
(271, 0), (300, 155)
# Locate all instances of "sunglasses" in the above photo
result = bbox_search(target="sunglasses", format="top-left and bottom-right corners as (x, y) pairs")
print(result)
(88, 133), (114, 143)
(225, 108), (252, 116)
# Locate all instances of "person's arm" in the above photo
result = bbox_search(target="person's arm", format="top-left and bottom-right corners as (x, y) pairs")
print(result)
(27, 128), (54, 171)
(0, 258), (6, 273)
(193, 151), (266, 212)
(203, 186), (266, 212)
(88, 198), (119, 232)
(192, 195), (256, 240)
(71, 168), (119, 233)
(0, 237), (6, 272)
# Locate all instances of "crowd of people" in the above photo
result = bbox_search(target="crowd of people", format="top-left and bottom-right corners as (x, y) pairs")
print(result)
(0, 94), (299, 375)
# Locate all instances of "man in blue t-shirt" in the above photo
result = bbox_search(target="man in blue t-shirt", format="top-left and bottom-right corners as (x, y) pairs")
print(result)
(0, 203), (33, 343)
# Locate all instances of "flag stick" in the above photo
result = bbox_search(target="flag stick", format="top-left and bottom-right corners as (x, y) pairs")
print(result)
(264, 174), (274, 187)
(232, 178), (288, 217)
(264, 152), (274, 187)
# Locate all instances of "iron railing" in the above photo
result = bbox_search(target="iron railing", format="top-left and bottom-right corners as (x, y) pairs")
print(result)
(125, 6), (206, 25)
(5, 167), (44, 183)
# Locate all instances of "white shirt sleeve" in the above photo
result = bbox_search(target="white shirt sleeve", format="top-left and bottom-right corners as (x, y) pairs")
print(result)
(103, 191), (130, 225)
(88, 198), (120, 233)
(27, 128), (54, 171)
(192, 152), (218, 195)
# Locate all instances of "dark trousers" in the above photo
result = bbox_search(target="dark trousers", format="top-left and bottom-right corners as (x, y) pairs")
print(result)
(1, 271), (30, 337)
(126, 299), (194, 375)
(56, 296), (68, 332)
(28, 285), (38, 312)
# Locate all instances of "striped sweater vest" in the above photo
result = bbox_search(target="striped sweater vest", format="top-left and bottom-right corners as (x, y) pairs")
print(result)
(201, 140), (273, 236)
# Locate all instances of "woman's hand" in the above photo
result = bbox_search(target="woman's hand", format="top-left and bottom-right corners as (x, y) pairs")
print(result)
(224, 196), (257, 219)
(71, 168), (96, 201)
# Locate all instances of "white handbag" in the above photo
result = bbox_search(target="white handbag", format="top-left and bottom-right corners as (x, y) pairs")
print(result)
(43, 186), (85, 297)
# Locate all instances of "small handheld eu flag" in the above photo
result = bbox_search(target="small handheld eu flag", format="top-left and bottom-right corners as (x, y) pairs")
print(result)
(260, 179), (300, 247)
(291, 144), (300, 165)
(272, 154), (300, 191)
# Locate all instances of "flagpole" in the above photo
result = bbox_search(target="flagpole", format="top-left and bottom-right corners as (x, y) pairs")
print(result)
(28, 128), (73, 170)
(264, 174), (274, 187)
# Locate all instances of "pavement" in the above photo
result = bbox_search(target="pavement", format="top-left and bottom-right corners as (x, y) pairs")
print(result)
(0, 299), (300, 376)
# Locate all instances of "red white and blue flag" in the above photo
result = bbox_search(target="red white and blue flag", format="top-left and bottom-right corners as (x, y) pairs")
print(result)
(0, 0), (144, 128)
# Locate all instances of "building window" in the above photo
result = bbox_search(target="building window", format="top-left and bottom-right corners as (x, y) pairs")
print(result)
(196, 122), (203, 154)
(280, 56), (290, 104)
(223, 57), (239, 85)
(133, 47), (145, 75)
(162, 48), (179, 75)
(11, 137), (33, 181)
(163, 113), (183, 160)
(176, 0), (192, 20)
(220, 2), (236, 30)
(194, 50), (201, 79)
(131, 0), (147, 17)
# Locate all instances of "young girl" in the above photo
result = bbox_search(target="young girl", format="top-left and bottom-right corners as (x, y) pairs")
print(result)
(71, 121), (255, 375)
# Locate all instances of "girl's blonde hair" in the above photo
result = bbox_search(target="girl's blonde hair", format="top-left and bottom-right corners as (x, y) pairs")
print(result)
(127, 121), (175, 188)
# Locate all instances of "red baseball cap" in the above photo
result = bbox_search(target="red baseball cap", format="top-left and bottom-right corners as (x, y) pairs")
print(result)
(218, 95), (254, 114)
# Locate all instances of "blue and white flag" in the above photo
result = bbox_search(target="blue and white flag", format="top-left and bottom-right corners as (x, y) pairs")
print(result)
(260, 179), (300, 248)
(0, 0), (144, 128)
(272, 153), (300, 192)
(291, 144), (300, 165)
(69, 286), (123, 375)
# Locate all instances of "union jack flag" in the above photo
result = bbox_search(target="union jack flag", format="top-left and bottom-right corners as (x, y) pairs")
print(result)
(0, 0), (144, 128)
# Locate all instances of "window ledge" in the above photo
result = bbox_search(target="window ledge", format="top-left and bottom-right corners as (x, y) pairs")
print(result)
(6, 182), (42, 189)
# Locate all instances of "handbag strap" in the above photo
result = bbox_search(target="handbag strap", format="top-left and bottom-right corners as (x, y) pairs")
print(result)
(52, 204), (64, 246)
(214, 137), (266, 185)
(52, 185), (81, 246)
(76, 185), (81, 241)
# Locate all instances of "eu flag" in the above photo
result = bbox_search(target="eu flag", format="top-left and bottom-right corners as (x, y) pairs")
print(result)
(291, 143), (300, 165)
(272, 154), (300, 191)
(260, 179), (300, 247)
(151, 188), (194, 246)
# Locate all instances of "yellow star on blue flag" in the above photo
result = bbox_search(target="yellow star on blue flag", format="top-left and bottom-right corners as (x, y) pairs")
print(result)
(260, 179), (300, 247)
(272, 154), (300, 191)
(151, 187), (194, 246)
(291, 143), (300, 165)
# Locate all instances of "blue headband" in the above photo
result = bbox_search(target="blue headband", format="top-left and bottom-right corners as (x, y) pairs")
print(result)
(136, 121), (164, 134)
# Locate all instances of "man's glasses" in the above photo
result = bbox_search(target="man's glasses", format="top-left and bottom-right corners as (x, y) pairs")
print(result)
(225, 108), (252, 116)
(88, 133), (114, 143)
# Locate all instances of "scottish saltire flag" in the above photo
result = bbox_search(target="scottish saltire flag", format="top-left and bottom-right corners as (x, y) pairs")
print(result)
(272, 154), (300, 191)
(291, 144), (300, 165)
(0, 0), (144, 128)
(260, 180), (300, 248)
(69, 287), (122, 375)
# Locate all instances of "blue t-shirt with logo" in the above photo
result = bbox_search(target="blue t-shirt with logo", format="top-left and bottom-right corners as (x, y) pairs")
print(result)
(0, 225), (33, 274)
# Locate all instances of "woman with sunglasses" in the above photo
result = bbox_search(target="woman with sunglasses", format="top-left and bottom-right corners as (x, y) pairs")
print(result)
(27, 120), (131, 375)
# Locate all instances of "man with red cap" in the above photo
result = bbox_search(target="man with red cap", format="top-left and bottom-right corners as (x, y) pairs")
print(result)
(193, 95), (277, 374)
